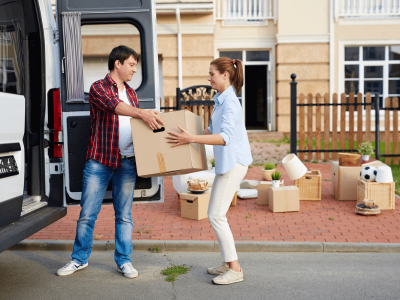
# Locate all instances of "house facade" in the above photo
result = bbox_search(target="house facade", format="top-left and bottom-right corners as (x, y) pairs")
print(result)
(51, 0), (400, 134)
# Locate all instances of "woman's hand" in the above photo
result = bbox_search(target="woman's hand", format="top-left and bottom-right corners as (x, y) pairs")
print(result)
(166, 126), (194, 147)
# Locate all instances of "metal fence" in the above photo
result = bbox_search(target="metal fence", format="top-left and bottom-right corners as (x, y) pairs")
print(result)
(290, 74), (400, 163)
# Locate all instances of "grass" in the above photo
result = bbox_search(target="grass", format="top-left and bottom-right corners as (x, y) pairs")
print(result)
(148, 247), (162, 253)
(161, 264), (190, 282)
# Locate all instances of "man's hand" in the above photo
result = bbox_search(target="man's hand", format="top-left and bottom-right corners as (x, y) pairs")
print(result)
(141, 109), (164, 130)
(166, 126), (194, 147)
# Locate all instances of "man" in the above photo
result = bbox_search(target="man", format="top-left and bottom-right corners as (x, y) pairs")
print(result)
(57, 45), (163, 279)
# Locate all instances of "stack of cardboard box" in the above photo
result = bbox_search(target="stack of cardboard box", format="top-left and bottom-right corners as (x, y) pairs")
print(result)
(256, 176), (300, 213)
(331, 159), (387, 201)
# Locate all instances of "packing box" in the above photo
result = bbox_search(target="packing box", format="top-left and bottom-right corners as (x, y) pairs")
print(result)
(268, 186), (300, 213)
(256, 180), (285, 206)
(295, 170), (321, 201)
(331, 160), (387, 201)
(180, 191), (211, 220)
(131, 110), (207, 178)
(357, 179), (395, 210)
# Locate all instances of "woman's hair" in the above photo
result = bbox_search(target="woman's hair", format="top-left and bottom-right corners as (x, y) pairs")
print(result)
(210, 57), (243, 96)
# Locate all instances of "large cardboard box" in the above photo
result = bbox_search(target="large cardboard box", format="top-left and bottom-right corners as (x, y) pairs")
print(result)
(357, 179), (395, 210)
(131, 110), (207, 177)
(331, 160), (387, 201)
(180, 191), (211, 220)
(268, 186), (300, 213)
(256, 180), (284, 205)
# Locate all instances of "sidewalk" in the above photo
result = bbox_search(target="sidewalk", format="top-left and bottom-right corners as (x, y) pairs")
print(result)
(29, 163), (400, 243)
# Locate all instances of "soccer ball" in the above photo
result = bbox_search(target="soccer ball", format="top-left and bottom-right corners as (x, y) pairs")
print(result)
(360, 166), (378, 182)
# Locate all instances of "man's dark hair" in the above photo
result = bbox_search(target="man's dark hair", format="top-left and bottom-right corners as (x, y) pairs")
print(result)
(108, 45), (139, 71)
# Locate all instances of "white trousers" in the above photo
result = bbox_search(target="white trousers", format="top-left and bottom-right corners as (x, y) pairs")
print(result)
(208, 163), (248, 262)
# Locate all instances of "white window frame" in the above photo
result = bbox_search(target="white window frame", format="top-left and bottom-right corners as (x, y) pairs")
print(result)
(339, 40), (400, 121)
(216, 48), (275, 131)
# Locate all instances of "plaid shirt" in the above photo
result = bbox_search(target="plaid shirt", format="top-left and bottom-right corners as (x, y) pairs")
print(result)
(86, 74), (139, 168)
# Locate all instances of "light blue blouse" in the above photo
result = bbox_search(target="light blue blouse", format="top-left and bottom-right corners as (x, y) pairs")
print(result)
(207, 85), (253, 174)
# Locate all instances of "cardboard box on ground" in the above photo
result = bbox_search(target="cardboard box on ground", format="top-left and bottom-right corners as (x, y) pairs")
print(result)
(331, 160), (387, 201)
(180, 191), (211, 220)
(256, 180), (285, 206)
(268, 186), (300, 213)
(130, 110), (208, 178)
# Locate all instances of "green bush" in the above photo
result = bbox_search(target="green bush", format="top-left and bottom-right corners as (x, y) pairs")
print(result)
(271, 171), (281, 180)
(263, 162), (276, 170)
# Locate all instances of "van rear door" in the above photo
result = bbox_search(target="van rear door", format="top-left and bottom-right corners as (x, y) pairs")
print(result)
(0, 1), (27, 229)
(56, 0), (163, 203)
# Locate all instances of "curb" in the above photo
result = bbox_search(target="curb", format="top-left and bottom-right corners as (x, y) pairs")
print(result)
(9, 240), (400, 253)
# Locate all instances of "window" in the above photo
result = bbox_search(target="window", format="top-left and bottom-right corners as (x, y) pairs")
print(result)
(344, 45), (400, 108)
(0, 24), (24, 95)
(81, 24), (142, 93)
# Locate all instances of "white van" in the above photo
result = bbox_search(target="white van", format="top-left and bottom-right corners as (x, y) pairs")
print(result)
(0, 0), (161, 252)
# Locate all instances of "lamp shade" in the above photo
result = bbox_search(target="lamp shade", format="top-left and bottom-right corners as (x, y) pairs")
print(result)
(282, 154), (308, 180)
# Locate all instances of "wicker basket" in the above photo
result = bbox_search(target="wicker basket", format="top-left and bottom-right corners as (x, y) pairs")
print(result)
(357, 179), (395, 210)
(294, 170), (322, 201)
(261, 169), (275, 181)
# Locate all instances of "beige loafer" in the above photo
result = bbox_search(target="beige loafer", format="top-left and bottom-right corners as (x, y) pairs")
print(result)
(207, 263), (229, 275)
(212, 268), (244, 285)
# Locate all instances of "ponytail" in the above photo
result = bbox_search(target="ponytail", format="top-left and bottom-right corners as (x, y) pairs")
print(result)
(232, 59), (243, 95)
(210, 57), (244, 96)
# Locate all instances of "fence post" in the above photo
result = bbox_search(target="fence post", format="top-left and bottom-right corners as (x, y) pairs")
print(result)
(375, 93), (380, 160)
(176, 87), (180, 110)
(290, 74), (297, 155)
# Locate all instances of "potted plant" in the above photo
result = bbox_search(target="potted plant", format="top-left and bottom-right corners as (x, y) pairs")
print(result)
(358, 141), (374, 161)
(271, 171), (281, 188)
(210, 158), (215, 168)
(262, 162), (276, 181)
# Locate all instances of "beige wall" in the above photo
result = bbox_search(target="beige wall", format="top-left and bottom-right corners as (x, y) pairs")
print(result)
(156, 14), (214, 99)
(278, 0), (329, 35)
(276, 43), (330, 133)
(159, 34), (214, 97)
(214, 20), (277, 39)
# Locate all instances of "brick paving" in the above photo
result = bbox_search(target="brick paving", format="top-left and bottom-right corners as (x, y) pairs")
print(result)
(29, 163), (400, 243)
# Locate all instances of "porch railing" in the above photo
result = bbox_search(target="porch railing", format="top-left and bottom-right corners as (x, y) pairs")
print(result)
(334, 0), (400, 21)
(215, 0), (277, 23)
(160, 86), (218, 130)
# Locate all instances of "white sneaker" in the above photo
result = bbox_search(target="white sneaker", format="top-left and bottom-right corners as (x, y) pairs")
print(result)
(118, 262), (138, 279)
(57, 261), (88, 276)
(213, 268), (244, 285)
(207, 263), (229, 275)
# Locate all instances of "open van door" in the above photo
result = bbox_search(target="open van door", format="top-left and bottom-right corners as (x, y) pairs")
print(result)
(0, 0), (25, 230)
(56, 0), (163, 203)
(0, 0), (67, 253)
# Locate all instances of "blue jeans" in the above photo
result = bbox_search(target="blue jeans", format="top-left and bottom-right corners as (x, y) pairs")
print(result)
(71, 158), (137, 268)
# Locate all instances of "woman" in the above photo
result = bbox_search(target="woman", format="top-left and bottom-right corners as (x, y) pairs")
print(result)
(166, 57), (252, 285)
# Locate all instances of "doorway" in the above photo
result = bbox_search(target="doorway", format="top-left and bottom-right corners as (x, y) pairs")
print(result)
(219, 50), (271, 130)
(245, 65), (268, 129)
